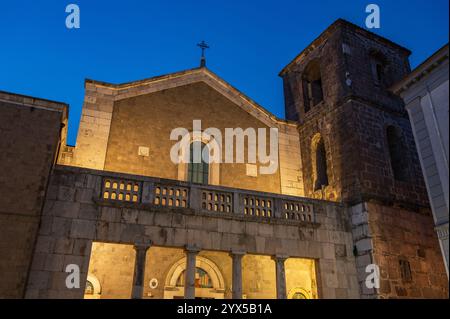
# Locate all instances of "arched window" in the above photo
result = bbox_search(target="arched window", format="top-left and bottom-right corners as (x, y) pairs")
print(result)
(312, 136), (329, 191)
(188, 142), (209, 184)
(303, 59), (324, 112)
(386, 126), (408, 182)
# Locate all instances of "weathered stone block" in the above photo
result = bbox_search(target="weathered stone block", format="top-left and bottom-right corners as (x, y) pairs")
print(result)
(321, 243), (335, 259)
(153, 213), (173, 228)
(75, 188), (94, 204)
(78, 203), (99, 220)
(43, 254), (65, 272)
(70, 220), (96, 239)
(72, 239), (92, 256)
(27, 270), (50, 290)
(53, 238), (74, 254)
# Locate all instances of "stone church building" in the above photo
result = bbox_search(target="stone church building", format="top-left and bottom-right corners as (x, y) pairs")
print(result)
(0, 19), (448, 299)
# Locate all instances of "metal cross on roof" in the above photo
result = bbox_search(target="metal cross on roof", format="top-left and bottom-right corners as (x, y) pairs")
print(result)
(197, 41), (209, 67)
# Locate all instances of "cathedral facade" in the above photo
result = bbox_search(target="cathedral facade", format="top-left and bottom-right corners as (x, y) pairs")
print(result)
(0, 19), (447, 299)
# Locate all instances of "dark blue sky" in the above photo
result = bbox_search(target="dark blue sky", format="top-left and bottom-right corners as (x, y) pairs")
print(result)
(1, 0), (448, 145)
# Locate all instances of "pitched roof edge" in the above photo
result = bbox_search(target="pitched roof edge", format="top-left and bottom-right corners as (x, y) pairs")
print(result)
(201, 69), (298, 127)
(85, 67), (203, 89)
(84, 67), (298, 128)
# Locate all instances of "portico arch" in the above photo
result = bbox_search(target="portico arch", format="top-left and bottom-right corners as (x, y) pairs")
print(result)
(84, 274), (102, 299)
(287, 287), (311, 299)
(163, 256), (225, 299)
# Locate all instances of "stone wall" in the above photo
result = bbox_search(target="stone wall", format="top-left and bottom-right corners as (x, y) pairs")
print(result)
(295, 98), (429, 205)
(0, 91), (67, 298)
(350, 202), (448, 299)
(369, 202), (448, 299)
(25, 165), (359, 299)
(105, 82), (282, 194)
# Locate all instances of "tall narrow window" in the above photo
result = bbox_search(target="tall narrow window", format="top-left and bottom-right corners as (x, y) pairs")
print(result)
(371, 61), (385, 86)
(386, 126), (408, 182)
(399, 259), (412, 282)
(303, 60), (324, 112)
(313, 137), (329, 191)
(188, 142), (209, 184)
(369, 49), (388, 87)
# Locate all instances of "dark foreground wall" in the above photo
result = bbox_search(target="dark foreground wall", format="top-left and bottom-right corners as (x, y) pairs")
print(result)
(0, 91), (67, 298)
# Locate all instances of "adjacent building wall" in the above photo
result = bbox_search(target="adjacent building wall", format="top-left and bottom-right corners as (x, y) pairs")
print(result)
(0, 91), (67, 298)
(393, 44), (449, 277)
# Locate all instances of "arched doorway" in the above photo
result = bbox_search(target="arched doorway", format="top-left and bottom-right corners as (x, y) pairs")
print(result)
(163, 256), (225, 299)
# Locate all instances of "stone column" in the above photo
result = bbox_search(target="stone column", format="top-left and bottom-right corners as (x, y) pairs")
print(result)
(230, 251), (245, 299)
(131, 243), (152, 299)
(184, 246), (200, 299)
(272, 255), (288, 299)
(189, 185), (202, 211)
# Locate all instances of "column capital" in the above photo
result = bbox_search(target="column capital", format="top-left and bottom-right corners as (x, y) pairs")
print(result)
(134, 235), (152, 250)
(272, 255), (289, 262)
(185, 245), (201, 254)
(134, 240), (152, 251)
(229, 251), (246, 258)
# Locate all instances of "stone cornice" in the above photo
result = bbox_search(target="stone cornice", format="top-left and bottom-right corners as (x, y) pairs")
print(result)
(391, 44), (449, 95)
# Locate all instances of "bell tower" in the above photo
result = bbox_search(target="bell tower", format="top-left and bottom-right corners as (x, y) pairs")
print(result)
(279, 19), (448, 299)
(280, 19), (428, 206)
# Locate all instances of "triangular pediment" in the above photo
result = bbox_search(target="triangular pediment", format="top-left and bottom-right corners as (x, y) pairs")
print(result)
(85, 68), (295, 129)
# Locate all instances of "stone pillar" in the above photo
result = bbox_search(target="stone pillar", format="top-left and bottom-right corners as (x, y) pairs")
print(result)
(233, 192), (242, 214)
(230, 251), (245, 299)
(184, 246), (200, 299)
(131, 243), (151, 299)
(189, 185), (202, 211)
(272, 255), (288, 299)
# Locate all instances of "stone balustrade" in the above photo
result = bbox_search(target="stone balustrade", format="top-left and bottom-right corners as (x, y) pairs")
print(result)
(98, 175), (315, 224)
(25, 165), (361, 299)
